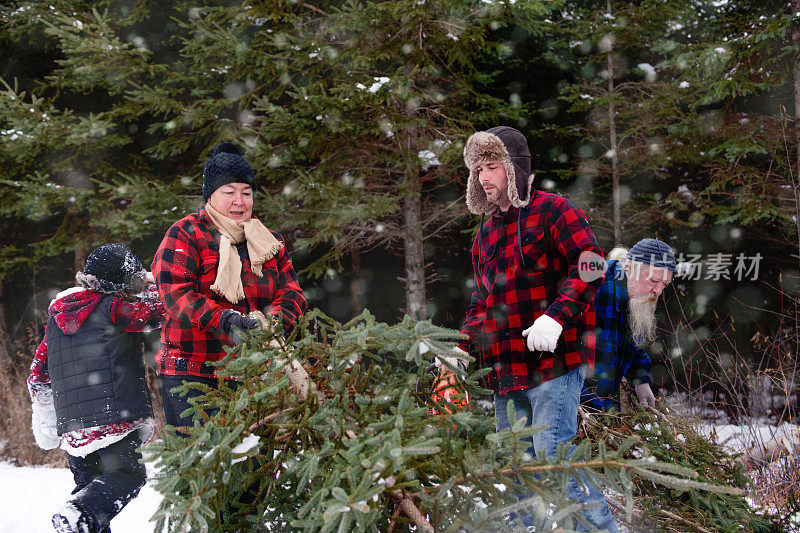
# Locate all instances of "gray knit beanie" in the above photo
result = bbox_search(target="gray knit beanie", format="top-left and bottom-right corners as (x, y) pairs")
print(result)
(626, 238), (677, 272)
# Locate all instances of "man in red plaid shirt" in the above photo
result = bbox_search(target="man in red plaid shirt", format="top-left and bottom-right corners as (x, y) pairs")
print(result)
(152, 142), (306, 427)
(456, 126), (617, 531)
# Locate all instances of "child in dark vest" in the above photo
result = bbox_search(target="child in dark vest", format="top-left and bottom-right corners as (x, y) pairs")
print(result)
(28, 244), (165, 533)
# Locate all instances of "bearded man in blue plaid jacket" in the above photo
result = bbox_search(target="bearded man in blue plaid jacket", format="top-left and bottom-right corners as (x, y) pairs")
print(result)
(581, 239), (677, 411)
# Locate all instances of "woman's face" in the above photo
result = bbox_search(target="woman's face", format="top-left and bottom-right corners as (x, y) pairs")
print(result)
(208, 183), (253, 222)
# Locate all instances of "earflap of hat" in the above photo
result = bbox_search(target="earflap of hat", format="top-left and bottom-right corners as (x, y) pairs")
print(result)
(507, 161), (534, 209)
(465, 167), (490, 215)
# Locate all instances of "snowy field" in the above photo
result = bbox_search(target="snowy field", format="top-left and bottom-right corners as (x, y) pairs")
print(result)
(0, 461), (162, 533)
(697, 420), (799, 454)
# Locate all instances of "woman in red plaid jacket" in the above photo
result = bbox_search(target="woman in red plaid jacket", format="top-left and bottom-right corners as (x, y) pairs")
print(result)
(152, 142), (306, 427)
(456, 126), (618, 531)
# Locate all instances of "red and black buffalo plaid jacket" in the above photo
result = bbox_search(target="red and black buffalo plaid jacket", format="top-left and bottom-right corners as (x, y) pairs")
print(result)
(152, 208), (307, 378)
(458, 191), (603, 395)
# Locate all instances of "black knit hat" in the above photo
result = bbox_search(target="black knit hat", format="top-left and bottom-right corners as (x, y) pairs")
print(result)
(76, 244), (148, 295)
(202, 142), (257, 200)
(627, 238), (677, 272)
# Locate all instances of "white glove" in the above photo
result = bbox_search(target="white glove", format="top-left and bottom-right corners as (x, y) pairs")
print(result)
(521, 315), (563, 353)
(435, 347), (468, 373)
(635, 383), (656, 409)
(31, 401), (59, 450)
(138, 272), (159, 302)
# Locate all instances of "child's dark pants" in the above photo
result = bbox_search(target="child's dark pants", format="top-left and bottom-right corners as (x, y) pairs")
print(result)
(67, 431), (146, 533)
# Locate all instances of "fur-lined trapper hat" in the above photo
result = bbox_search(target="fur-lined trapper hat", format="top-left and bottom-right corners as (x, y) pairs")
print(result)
(75, 244), (148, 297)
(463, 126), (534, 215)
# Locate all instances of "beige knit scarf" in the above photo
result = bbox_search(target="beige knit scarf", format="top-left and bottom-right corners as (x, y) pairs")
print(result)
(204, 202), (283, 304)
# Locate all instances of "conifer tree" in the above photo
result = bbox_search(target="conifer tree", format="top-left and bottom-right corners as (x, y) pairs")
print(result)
(148, 310), (743, 532)
(233, 0), (552, 319)
(544, 0), (696, 244)
(0, 2), (199, 277)
(1, 0), (554, 320)
(656, 0), (800, 264)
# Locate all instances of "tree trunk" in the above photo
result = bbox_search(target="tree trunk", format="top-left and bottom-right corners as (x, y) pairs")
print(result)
(74, 244), (88, 274)
(607, 0), (622, 245)
(0, 287), (11, 362)
(794, 0), (800, 270)
(403, 173), (427, 321)
(350, 251), (363, 314)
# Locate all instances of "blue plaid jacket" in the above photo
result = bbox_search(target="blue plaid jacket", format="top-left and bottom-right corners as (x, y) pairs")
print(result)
(581, 260), (652, 410)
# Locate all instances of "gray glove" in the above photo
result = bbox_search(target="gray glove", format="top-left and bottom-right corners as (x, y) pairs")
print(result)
(220, 310), (260, 344)
(635, 383), (656, 409)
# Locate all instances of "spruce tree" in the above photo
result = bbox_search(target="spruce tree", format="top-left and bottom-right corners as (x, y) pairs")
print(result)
(657, 0), (800, 264)
(234, 0), (551, 319)
(1, 0), (553, 320)
(148, 311), (743, 532)
(542, 0), (697, 244)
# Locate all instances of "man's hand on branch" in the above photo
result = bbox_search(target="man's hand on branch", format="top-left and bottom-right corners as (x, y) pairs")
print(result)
(635, 382), (656, 409)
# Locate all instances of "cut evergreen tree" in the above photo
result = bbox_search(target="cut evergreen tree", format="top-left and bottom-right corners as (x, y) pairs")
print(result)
(148, 310), (744, 532)
(579, 404), (776, 532)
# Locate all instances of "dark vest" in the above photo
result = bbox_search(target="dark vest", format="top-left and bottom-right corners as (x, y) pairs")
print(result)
(46, 296), (153, 434)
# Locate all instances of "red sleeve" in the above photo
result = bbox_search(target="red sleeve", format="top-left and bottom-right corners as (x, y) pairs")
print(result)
(544, 197), (605, 326)
(27, 335), (51, 403)
(152, 223), (227, 332)
(459, 234), (487, 353)
(110, 296), (166, 332)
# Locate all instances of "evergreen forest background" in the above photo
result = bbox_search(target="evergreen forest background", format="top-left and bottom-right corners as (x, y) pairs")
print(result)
(3, 1), (800, 530)
(1, 0), (799, 422)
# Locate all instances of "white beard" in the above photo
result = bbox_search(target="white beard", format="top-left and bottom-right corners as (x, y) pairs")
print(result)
(628, 294), (657, 349)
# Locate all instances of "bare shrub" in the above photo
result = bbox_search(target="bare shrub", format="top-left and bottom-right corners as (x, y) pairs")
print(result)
(663, 283), (800, 522)
(0, 324), (65, 467)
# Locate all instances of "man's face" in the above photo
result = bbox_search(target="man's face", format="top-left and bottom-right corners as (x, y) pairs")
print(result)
(626, 262), (673, 348)
(207, 183), (254, 222)
(476, 159), (510, 211)
(626, 262), (673, 300)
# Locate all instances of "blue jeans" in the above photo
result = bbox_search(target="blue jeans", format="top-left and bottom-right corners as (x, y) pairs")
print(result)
(494, 366), (618, 532)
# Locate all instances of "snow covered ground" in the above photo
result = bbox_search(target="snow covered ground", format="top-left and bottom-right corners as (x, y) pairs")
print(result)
(697, 420), (799, 454)
(0, 461), (162, 533)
